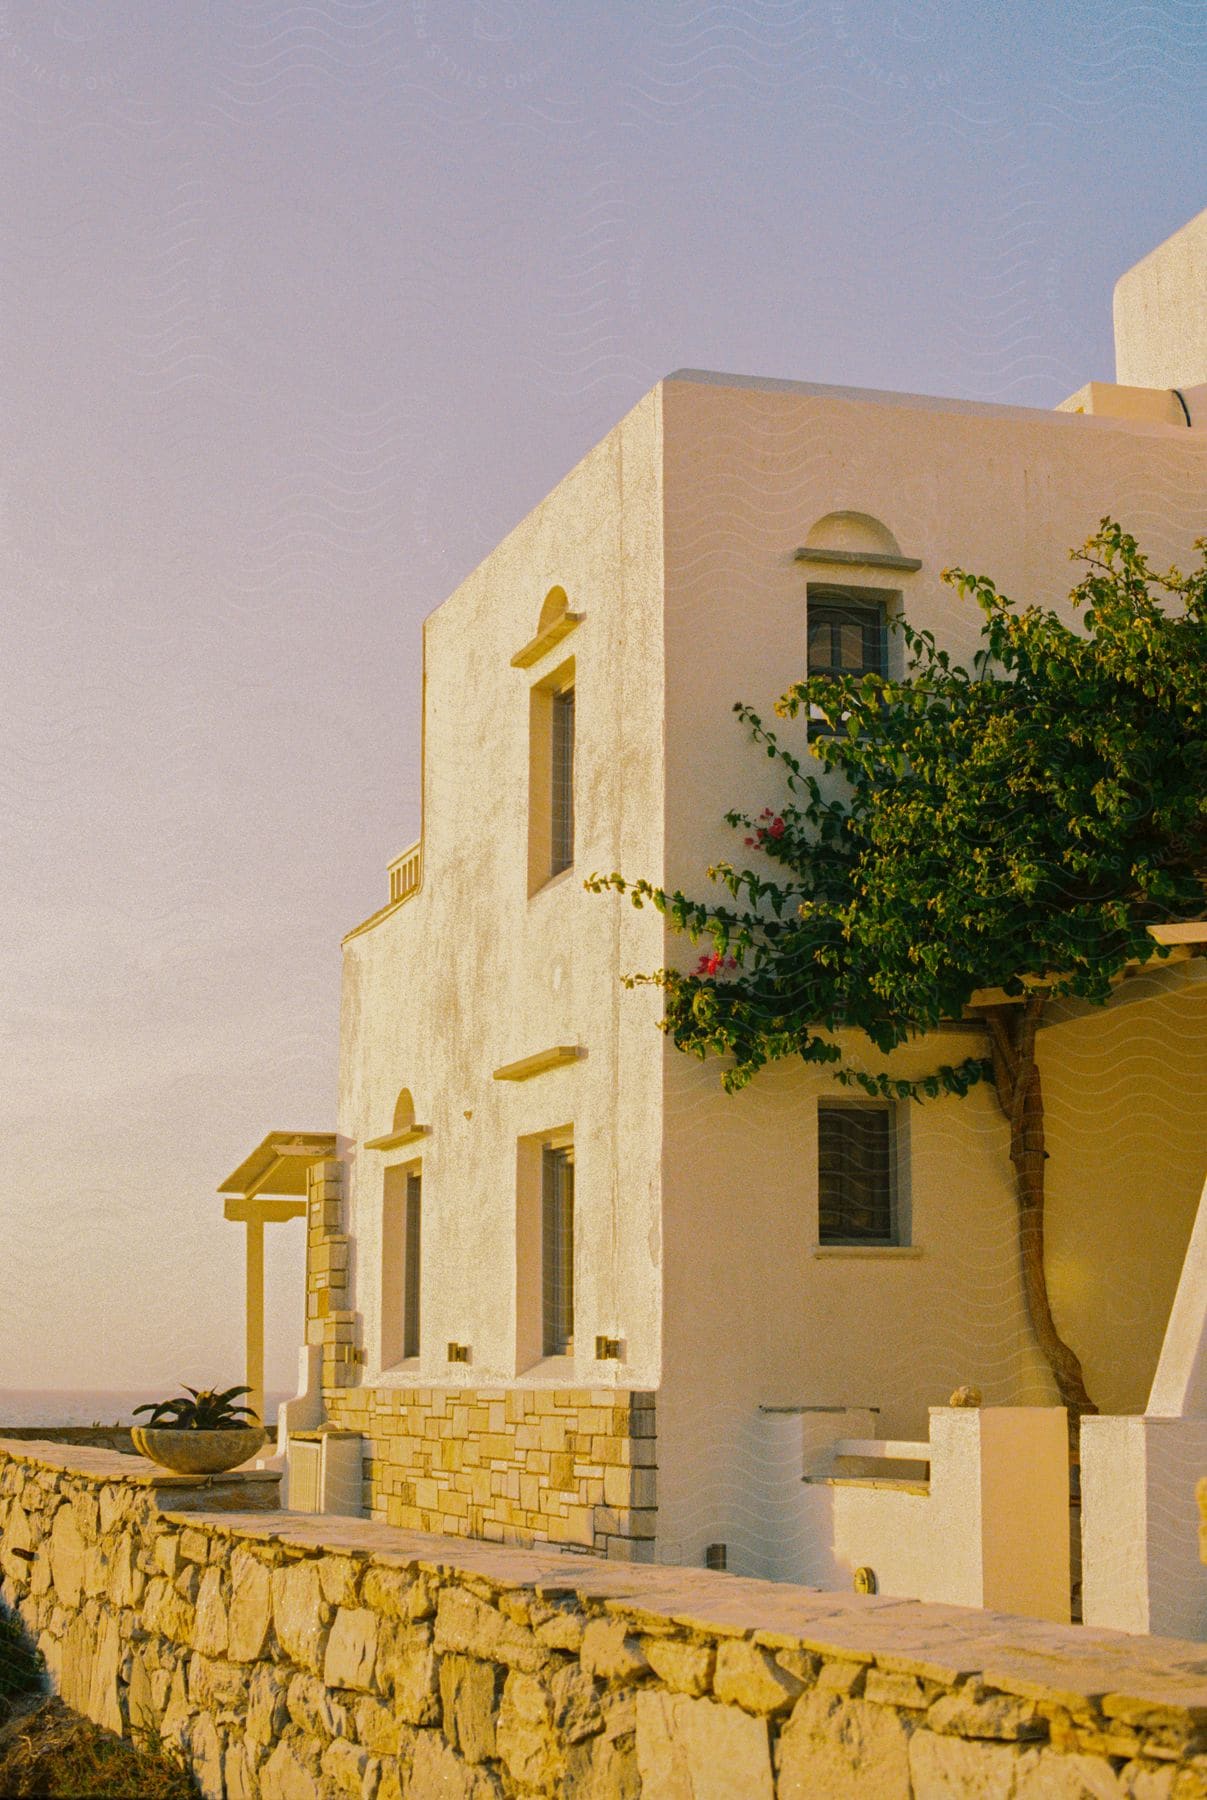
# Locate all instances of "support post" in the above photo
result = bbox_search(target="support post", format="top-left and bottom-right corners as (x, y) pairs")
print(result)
(245, 1212), (265, 1430)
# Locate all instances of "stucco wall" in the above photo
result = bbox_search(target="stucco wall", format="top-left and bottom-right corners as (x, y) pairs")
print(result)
(4, 1438), (1206, 1799)
(653, 1040), (1058, 1576)
(654, 372), (1207, 1573)
(1114, 207), (1207, 390)
(329, 366), (1204, 1570)
(338, 384), (666, 1400)
(1042, 970), (1207, 1418)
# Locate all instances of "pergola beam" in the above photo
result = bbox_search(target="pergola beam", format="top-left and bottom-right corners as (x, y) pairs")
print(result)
(219, 1130), (336, 1435)
(223, 1196), (306, 1224)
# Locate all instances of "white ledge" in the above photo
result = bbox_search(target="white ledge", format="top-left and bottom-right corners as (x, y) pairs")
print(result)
(812, 1245), (923, 1259)
(364, 1126), (431, 1152)
(493, 1046), (586, 1082)
(795, 546), (922, 572)
(1149, 921), (1207, 945)
(510, 613), (584, 669)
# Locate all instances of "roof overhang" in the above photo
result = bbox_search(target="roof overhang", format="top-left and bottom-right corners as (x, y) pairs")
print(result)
(1149, 922), (1207, 946)
(219, 1132), (337, 1219)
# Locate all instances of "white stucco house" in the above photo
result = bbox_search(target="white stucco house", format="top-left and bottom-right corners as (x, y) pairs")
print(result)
(221, 209), (1207, 1621)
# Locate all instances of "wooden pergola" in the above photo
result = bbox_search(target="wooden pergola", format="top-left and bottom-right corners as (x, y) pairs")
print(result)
(218, 1131), (336, 1429)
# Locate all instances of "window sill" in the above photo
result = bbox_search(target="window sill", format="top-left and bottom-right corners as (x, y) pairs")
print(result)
(529, 865), (577, 902)
(812, 1244), (921, 1259)
(517, 1355), (577, 1382)
(370, 1361), (424, 1386)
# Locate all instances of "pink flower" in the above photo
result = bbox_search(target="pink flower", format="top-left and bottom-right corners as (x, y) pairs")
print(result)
(769, 816), (785, 839)
(695, 951), (723, 976)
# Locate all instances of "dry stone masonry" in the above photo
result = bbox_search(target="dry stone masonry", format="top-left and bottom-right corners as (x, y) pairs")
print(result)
(3, 1439), (1207, 1798)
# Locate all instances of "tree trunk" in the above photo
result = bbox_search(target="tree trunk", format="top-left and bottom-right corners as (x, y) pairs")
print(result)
(981, 997), (1097, 1421)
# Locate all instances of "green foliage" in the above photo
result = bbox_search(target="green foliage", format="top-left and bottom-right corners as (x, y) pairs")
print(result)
(0, 1606), (41, 1706)
(588, 524), (1207, 1096)
(133, 1385), (258, 1431)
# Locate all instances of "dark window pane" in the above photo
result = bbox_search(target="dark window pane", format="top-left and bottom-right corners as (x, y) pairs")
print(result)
(542, 1146), (575, 1355)
(818, 1105), (894, 1244)
(551, 688), (575, 874)
(807, 600), (887, 678)
(403, 1172), (422, 1358)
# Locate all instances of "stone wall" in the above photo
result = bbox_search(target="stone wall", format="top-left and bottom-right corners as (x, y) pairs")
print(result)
(306, 1158), (357, 1395)
(324, 1386), (656, 1561)
(0, 1425), (135, 1453)
(2, 1439), (1206, 1799)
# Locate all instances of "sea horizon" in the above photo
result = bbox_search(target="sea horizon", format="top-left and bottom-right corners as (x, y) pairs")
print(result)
(0, 1389), (289, 1429)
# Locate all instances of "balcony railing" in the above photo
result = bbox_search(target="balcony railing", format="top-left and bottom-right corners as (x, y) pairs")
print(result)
(387, 841), (422, 906)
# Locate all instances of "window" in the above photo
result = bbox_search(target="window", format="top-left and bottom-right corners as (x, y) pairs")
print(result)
(551, 686), (575, 875)
(807, 589), (888, 680)
(381, 1164), (422, 1365)
(515, 1126), (574, 1370)
(528, 659), (575, 893)
(818, 1103), (898, 1245)
(541, 1144), (575, 1356)
(402, 1171), (422, 1358)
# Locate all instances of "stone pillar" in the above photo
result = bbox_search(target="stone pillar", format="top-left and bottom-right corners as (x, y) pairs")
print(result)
(305, 1158), (358, 1389)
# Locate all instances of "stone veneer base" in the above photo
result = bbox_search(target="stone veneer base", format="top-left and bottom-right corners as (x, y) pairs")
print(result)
(323, 1384), (657, 1559)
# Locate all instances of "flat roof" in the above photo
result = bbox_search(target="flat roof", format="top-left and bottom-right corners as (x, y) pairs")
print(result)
(664, 366), (1188, 428)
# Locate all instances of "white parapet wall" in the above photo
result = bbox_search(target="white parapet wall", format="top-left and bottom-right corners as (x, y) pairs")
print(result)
(1081, 1415), (1207, 1639)
(1113, 205), (1207, 389)
(1082, 1173), (1207, 1639)
(765, 1406), (1070, 1622)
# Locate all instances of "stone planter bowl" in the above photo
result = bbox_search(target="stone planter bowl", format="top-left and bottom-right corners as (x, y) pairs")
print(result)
(131, 1425), (268, 1475)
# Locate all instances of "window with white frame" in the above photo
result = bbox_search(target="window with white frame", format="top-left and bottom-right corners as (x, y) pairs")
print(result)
(806, 584), (895, 738)
(817, 1102), (900, 1245)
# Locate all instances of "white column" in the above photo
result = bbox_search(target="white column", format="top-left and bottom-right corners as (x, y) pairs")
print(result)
(245, 1212), (265, 1430)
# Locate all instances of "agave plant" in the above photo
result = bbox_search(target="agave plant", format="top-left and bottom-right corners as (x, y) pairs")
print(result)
(133, 1385), (260, 1432)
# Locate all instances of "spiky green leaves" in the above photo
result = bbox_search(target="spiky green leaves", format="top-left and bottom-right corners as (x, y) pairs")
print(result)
(132, 1384), (259, 1430)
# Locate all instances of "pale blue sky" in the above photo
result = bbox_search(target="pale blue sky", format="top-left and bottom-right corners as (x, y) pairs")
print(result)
(2, 1), (1203, 1394)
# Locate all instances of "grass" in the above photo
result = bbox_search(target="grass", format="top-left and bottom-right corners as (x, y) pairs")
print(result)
(0, 1605), (199, 1798)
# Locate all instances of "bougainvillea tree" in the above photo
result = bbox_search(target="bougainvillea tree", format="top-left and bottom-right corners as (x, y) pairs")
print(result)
(590, 524), (1207, 1418)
